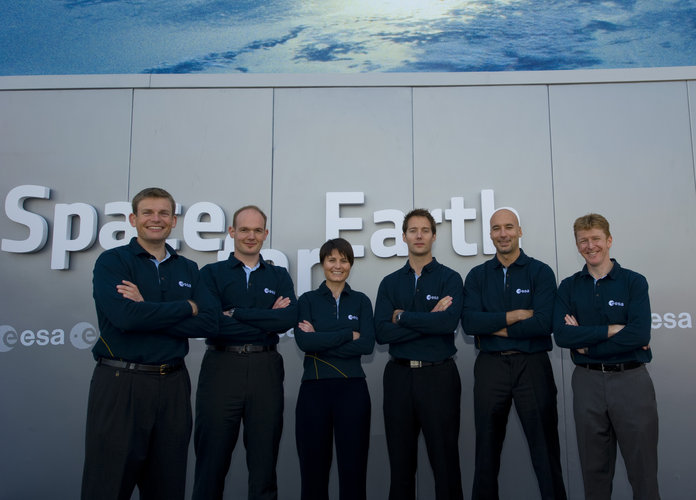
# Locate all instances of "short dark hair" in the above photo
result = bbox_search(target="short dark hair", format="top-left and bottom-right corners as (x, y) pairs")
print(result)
(573, 213), (611, 239)
(402, 208), (436, 234)
(131, 187), (175, 215)
(233, 205), (267, 228)
(319, 238), (354, 266)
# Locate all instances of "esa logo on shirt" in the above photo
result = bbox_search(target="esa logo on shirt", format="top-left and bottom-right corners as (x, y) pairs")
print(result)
(608, 300), (625, 307)
(426, 294), (440, 301)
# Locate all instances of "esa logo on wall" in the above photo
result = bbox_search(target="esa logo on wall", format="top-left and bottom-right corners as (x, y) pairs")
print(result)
(0, 322), (97, 352)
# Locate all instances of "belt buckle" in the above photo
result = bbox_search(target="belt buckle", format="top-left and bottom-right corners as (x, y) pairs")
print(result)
(409, 360), (423, 369)
(159, 364), (169, 375)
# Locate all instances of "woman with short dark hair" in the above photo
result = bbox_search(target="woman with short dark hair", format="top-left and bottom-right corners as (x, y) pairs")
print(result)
(294, 238), (375, 500)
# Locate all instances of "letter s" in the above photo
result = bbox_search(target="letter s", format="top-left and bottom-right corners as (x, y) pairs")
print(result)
(1, 185), (50, 253)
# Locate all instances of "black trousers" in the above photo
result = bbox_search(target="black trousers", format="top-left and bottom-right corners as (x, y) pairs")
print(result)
(383, 358), (463, 500)
(81, 363), (192, 500)
(472, 351), (566, 500)
(295, 377), (371, 500)
(192, 349), (284, 500)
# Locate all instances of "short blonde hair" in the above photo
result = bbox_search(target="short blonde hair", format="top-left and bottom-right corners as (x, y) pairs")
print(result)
(573, 213), (611, 239)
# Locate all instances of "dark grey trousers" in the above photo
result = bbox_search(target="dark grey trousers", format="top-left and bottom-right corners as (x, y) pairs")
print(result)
(572, 364), (660, 500)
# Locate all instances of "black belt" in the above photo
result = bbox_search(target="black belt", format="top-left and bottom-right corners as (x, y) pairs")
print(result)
(488, 350), (524, 356)
(98, 357), (183, 375)
(578, 361), (643, 373)
(207, 344), (276, 354)
(393, 357), (450, 369)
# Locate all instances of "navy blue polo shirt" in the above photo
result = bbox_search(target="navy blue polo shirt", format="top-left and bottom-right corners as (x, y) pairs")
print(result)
(375, 258), (463, 362)
(461, 249), (556, 353)
(294, 281), (375, 381)
(91, 237), (217, 364)
(554, 259), (652, 365)
(200, 253), (297, 346)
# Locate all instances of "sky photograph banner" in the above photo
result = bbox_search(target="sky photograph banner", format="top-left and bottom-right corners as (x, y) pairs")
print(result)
(1, 0), (696, 75)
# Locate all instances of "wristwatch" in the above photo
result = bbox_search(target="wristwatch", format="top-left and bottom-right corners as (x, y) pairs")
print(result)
(396, 311), (403, 323)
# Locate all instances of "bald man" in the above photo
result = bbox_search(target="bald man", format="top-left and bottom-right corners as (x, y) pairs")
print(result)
(461, 209), (566, 500)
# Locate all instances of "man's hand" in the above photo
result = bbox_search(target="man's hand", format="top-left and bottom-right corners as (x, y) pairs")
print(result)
(273, 296), (291, 309)
(563, 314), (587, 354)
(431, 296), (453, 312)
(506, 309), (533, 325)
(566, 316), (583, 352)
(352, 331), (361, 341)
(491, 308), (531, 336)
(188, 300), (198, 316)
(607, 324), (625, 338)
(492, 328), (508, 338)
(297, 320), (315, 333)
(117, 280), (144, 302)
(392, 309), (404, 324)
(564, 314), (579, 326)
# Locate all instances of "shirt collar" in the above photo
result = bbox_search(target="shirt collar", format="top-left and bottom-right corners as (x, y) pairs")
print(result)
(400, 257), (439, 275)
(127, 237), (178, 260)
(318, 281), (353, 297)
(492, 248), (529, 269)
(579, 258), (620, 280)
(227, 252), (267, 269)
